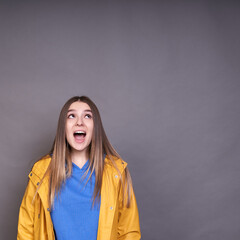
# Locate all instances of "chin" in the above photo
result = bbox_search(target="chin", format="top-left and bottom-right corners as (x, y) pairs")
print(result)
(71, 146), (85, 152)
(71, 144), (89, 152)
(68, 139), (91, 153)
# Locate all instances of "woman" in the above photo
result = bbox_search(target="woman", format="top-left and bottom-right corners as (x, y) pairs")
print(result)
(17, 96), (141, 240)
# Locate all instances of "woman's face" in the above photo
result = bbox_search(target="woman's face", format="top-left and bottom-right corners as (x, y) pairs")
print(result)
(65, 101), (94, 154)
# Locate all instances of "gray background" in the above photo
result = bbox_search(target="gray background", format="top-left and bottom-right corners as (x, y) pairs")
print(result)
(1, 1), (240, 239)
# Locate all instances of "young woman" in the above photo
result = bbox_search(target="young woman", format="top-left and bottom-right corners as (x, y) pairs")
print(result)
(17, 96), (141, 240)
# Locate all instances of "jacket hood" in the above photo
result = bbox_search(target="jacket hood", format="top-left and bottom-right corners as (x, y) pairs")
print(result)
(31, 154), (127, 179)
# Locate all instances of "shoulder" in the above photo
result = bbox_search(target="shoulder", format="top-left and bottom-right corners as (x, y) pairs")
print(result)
(31, 154), (51, 179)
(104, 155), (128, 174)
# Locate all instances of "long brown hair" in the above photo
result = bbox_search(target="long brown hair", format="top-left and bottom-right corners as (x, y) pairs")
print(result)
(47, 96), (132, 208)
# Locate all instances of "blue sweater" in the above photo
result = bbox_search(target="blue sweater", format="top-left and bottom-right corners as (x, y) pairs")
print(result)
(50, 160), (100, 240)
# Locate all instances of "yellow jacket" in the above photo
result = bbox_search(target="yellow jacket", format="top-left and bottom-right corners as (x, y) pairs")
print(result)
(17, 155), (141, 240)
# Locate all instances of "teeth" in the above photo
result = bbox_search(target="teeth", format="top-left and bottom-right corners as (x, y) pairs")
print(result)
(75, 131), (85, 134)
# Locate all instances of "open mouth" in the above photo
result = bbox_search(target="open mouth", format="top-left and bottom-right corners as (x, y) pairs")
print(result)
(73, 131), (86, 142)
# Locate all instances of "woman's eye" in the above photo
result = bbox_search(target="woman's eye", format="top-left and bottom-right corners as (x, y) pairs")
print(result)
(85, 114), (92, 119)
(68, 114), (75, 119)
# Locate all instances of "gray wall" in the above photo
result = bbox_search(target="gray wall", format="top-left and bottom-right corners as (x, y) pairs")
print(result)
(1, 1), (240, 239)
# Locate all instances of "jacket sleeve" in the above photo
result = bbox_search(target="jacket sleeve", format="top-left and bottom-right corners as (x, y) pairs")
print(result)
(17, 179), (36, 240)
(117, 167), (141, 240)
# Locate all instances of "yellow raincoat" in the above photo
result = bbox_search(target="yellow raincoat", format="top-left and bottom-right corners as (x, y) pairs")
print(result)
(17, 155), (141, 240)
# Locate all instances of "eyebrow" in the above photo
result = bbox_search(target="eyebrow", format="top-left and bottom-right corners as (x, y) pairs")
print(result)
(67, 109), (92, 113)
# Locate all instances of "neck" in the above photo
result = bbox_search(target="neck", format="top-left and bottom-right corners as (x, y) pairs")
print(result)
(70, 149), (89, 168)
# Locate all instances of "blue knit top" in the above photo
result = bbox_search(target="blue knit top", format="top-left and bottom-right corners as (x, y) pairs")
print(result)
(50, 160), (100, 240)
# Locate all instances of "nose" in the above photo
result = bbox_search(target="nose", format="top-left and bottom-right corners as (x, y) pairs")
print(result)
(76, 116), (83, 126)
